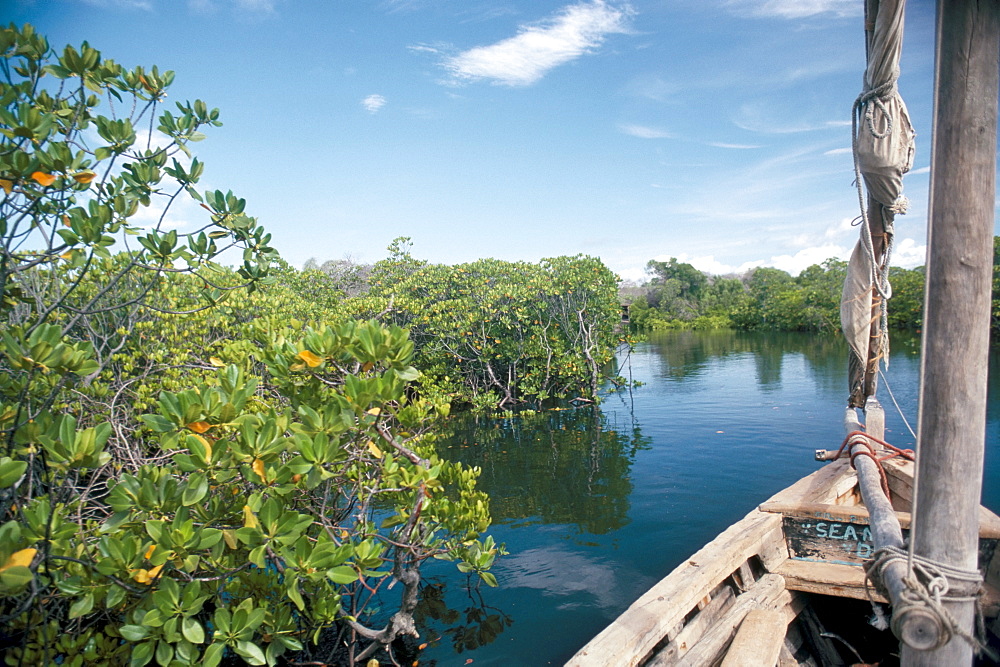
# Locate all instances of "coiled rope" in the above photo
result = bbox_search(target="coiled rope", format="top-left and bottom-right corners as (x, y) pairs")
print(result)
(865, 545), (996, 659)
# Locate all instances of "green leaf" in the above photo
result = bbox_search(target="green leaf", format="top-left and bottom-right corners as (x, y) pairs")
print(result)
(182, 617), (205, 644)
(68, 592), (94, 619)
(479, 571), (498, 587)
(130, 640), (155, 667)
(235, 640), (266, 666)
(326, 565), (358, 585)
(287, 582), (305, 611)
(0, 458), (27, 488)
(119, 625), (150, 642)
(202, 643), (225, 667)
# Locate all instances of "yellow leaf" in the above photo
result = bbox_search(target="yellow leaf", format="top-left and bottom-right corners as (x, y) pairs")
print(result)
(242, 505), (260, 529)
(131, 563), (164, 585)
(361, 361), (374, 372)
(0, 548), (36, 573)
(187, 421), (211, 434)
(252, 458), (266, 483)
(223, 529), (237, 550)
(208, 357), (225, 367)
(60, 251), (73, 260)
(0, 178), (12, 194)
(71, 171), (96, 184)
(367, 440), (383, 458)
(144, 544), (156, 560)
(366, 407), (381, 416)
(31, 171), (56, 186)
(297, 350), (322, 367)
(191, 434), (213, 461)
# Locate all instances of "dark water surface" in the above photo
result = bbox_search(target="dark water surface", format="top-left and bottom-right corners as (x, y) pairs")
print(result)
(413, 330), (1000, 666)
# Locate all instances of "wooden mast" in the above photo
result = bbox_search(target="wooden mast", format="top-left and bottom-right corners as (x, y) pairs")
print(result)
(903, 1), (999, 664)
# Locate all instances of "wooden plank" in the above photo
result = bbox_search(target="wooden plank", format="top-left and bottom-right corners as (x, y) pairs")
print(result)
(760, 500), (909, 527)
(566, 510), (785, 667)
(775, 559), (886, 603)
(672, 575), (800, 667)
(720, 609), (788, 667)
(762, 500), (1000, 541)
(782, 516), (878, 565)
(795, 603), (846, 667)
(650, 584), (737, 663)
(762, 460), (857, 508)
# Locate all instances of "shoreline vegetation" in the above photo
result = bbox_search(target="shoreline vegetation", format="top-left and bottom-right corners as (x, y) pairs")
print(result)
(619, 242), (1000, 339)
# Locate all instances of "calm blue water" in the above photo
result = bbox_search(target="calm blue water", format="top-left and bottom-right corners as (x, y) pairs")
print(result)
(413, 330), (1000, 666)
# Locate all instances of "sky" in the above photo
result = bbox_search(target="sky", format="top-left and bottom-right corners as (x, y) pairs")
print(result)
(9, 0), (992, 282)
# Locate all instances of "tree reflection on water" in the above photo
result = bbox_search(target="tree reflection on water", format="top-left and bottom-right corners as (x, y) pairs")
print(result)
(437, 405), (650, 535)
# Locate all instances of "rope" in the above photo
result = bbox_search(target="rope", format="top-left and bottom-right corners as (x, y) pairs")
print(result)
(830, 430), (915, 501)
(878, 368), (917, 440)
(865, 545), (997, 659)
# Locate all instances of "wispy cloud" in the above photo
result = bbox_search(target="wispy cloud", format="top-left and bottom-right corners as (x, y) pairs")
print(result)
(443, 1), (632, 86)
(83, 0), (153, 10)
(725, 0), (860, 19)
(187, 0), (277, 14)
(619, 124), (671, 139)
(708, 142), (763, 149)
(362, 94), (387, 114)
(824, 147), (852, 155)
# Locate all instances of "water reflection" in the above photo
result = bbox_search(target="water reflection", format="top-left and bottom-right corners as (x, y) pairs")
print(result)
(648, 330), (858, 396)
(437, 407), (649, 534)
(413, 579), (512, 658)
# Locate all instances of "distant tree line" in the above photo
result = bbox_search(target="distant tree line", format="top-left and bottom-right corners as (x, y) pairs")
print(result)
(625, 236), (1000, 339)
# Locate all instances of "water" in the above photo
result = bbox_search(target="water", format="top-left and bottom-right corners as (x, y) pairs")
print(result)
(412, 330), (1000, 666)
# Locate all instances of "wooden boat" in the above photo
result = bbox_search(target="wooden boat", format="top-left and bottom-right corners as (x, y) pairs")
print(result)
(566, 430), (1000, 666)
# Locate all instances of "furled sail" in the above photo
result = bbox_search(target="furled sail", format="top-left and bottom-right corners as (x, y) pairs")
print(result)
(842, 0), (916, 408)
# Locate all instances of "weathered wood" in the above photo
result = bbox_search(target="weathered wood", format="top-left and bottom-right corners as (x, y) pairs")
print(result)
(863, 397), (885, 441)
(783, 515), (878, 565)
(796, 604), (846, 667)
(905, 0), (1000, 663)
(761, 500), (912, 529)
(566, 510), (785, 666)
(672, 574), (798, 667)
(650, 585), (737, 664)
(780, 620), (820, 667)
(760, 459), (857, 507)
(776, 559), (887, 603)
(720, 609), (788, 667)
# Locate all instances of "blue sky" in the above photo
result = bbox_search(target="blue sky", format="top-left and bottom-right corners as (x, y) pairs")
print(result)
(11, 0), (975, 281)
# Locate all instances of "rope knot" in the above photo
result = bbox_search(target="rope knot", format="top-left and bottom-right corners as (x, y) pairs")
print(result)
(864, 545), (995, 658)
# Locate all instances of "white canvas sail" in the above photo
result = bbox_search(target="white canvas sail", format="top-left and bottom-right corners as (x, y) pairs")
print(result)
(842, 0), (916, 407)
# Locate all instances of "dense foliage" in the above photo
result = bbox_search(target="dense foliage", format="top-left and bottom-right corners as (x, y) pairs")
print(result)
(627, 255), (940, 335)
(341, 239), (624, 411)
(0, 26), (571, 667)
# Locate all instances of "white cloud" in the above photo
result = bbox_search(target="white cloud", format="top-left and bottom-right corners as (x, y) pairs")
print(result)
(619, 124), (672, 139)
(83, 0), (153, 9)
(725, 0), (860, 19)
(891, 237), (927, 268)
(443, 1), (632, 86)
(908, 166), (930, 175)
(824, 147), (852, 155)
(708, 142), (763, 149)
(362, 94), (387, 113)
(187, 0), (277, 14)
(235, 0), (276, 12)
